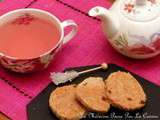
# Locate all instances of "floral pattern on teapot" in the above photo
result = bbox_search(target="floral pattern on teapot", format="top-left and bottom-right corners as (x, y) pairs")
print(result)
(112, 32), (160, 56)
(123, 0), (158, 14)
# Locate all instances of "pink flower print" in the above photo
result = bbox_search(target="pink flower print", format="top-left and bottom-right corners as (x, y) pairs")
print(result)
(12, 14), (34, 25)
(129, 44), (155, 55)
(148, 0), (156, 4)
(151, 33), (160, 50)
(124, 3), (134, 13)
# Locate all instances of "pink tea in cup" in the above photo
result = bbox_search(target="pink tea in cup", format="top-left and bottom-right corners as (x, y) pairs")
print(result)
(0, 14), (60, 59)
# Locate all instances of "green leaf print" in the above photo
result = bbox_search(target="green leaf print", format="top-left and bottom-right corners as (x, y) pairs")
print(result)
(114, 33), (128, 48)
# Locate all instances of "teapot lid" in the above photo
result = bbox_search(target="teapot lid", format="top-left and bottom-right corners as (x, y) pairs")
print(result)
(121, 0), (160, 22)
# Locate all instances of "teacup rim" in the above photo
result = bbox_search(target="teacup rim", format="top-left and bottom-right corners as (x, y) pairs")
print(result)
(0, 8), (64, 60)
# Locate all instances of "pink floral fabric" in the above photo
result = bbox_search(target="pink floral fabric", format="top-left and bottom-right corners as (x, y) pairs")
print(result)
(0, 0), (160, 120)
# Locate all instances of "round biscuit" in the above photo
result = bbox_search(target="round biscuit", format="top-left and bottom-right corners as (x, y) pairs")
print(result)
(105, 71), (147, 111)
(76, 77), (110, 113)
(49, 85), (87, 120)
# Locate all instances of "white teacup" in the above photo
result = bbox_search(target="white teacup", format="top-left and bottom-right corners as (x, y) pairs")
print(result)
(0, 8), (78, 73)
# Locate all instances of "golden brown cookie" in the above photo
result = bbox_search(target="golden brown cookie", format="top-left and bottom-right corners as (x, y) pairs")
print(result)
(49, 85), (87, 120)
(105, 71), (147, 111)
(76, 77), (110, 113)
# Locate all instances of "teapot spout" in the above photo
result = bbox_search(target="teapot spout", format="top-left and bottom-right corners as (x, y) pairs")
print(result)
(89, 6), (119, 38)
(89, 6), (109, 18)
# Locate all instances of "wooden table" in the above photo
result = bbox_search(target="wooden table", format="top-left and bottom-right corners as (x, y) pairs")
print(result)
(0, 113), (9, 120)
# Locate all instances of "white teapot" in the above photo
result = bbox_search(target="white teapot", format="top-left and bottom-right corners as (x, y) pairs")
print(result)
(89, 0), (160, 59)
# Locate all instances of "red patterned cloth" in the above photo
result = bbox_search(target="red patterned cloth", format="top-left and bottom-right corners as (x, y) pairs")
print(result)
(0, 0), (160, 120)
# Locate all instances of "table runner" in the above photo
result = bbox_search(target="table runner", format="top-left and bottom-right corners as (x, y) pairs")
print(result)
(0, 0), (160, 120)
